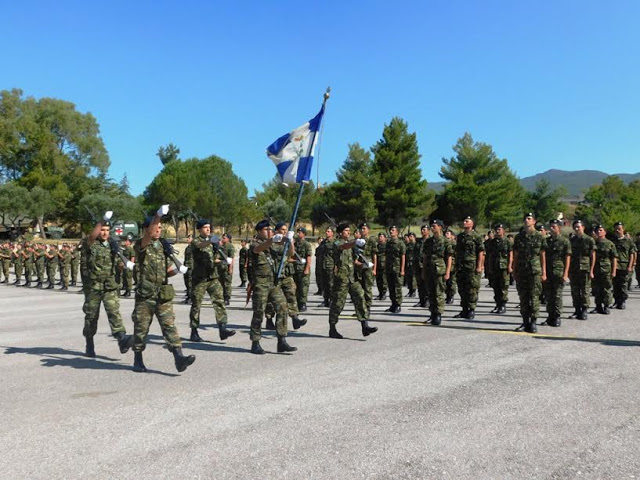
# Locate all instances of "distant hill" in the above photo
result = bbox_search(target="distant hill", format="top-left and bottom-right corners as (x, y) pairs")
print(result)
(427, 169), (640, 196)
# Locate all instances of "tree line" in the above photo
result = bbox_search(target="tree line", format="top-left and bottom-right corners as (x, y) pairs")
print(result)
(1, 89), (639, 239)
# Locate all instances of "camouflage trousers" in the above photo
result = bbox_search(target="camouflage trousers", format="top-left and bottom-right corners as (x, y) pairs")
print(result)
(1, 260), (10, 281)
(356, 268), (375, 316)
(250, 281), (288, 341)
(183, 272), (192, 298)
(24, 262), (34, 282)
(322, 268), (335, 304)
(516, 273), (542, 320)
(35, 262), (45, 282)
(613, 270), (630, 304)
(593, 272), (613, 308)
(71, 261), (79, 284)
(14, 261), (23, 281)
(221, 270), (232, 300)
(404, 266), (417, 290)
(490, 269), (510, 305)
(46, 263), (58, 284)
(456, 270), (481, 311)
(132, 294), (181, 352)
(543, 276), (565, 320)
(294, 270), (310, 308)
(569, 270), (591, 310)
(189, 278), (228, 329)
(315, 262), (324, 294)
(416, 264), (428, 304)
(239, 265), (248, 283)
(426, 273), (445, 315)
(446, 273), (457, 301)
(119, 269), (133, 292)
(329, 276), (367, 324)
(82, 286), (126, 338)
(265, 276), (298, 319)
(376, 269), (387, 297)
(60, 265), (70, 287)
(386, 270), (403, 306)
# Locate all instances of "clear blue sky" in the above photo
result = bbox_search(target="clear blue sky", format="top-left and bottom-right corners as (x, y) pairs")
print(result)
(2, 1), (639, 196)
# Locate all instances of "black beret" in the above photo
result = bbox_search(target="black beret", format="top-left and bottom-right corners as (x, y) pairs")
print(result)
(196, 219), (210, 229)
(224, 233), (232, 240)
(358, 222), (369, 229)
(255, 219), (271, 231)
(297, 226), (307, 234)
(103, 221), (112, 228)
(614, 221), (624, 227)
(524, 212), (536, 220)
(275, 221), (286, 230)
(431, 219), (444, 227)
(336, 222), (350, 233)
(595, 224), (605, 230)
(535, 224), (546, 231)
(388, 225), (397, 231)
(421, 224), (429, 230)
(549, 219), (562, 226)
(463, 216), (474, 221)
(142, 216), (154, 228)
(495, 223), (505, 229)
(572, 219), (583, 226)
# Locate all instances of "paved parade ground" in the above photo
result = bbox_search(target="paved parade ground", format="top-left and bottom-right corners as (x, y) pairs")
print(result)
(1, 272), (640, 479)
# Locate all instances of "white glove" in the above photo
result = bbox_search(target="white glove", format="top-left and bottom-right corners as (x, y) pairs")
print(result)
(226, 257), (233, 265)
(125, 261), (135, 271)
(368, 262), (374, 268)
(272, 233), (283, 243)
(103, 211), (113, 222)
(178, 265), (189, 274)
(287, 231), (294, 241)
(157, 204), (170, 216)
(355, 238), (366, 247)
(300, 258), (307, 264)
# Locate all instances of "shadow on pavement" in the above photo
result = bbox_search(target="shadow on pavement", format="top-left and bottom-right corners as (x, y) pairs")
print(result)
(534, 336), (640, 347)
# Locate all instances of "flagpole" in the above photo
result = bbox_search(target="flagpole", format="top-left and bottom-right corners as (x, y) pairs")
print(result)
(275, 87), (330, 285)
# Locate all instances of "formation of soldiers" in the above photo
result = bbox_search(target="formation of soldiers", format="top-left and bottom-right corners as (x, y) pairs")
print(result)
(2, 208), (639, 373)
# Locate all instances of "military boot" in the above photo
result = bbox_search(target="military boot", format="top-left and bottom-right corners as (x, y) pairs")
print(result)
(292, 316), (307, 330)
(85, 337), (96, 358)
(172, 347), (196, 372)
(299, 304), (307, 312)
(577, 307), (588, 321)
(277, 335), (297, 353)
(115, 332), (134, 354)
(445, 295), (454, 305)
(454, 308), (468, 318)
(71, 280), (76, 286)
(190, 328), (203, 342)
(251, 341), (265, 354)
(132, 352), (147, 373)
(497, 303), (507, 314)
(36, 281), (43, 288)
(265, 317), (276, 330)
(329, 325), (343, 339)
(224, 296), (230, 306)
(431, 313), (442, 326)
(218, 323), (236, 340)
(466, 309), (475, 320)
(61, 285), (68, 291)
(515, 318), (528, 332)
(602, 305), (610, 315)
(47, 283), (54, 289)
(124, 290), (131, 298)
(361, 320), (378, 337)
(526, 318), (538, 333)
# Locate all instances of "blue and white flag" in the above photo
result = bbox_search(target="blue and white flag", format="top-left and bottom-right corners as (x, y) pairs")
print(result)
(266, 105), (325, 184)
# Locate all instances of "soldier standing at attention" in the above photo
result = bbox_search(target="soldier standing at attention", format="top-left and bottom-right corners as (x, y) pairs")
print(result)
(34, 243), (46, 287)
(488, 224), (512, 314)
(354, 223), (377, 317)
(404, 232), (417, 298)
(542, 219), (571, 327)
(483, 230), (494, 288)
(293, 227), (312, 312)
(385, 226), (406, 313)
(536, 224), (549, 306)
(238, 239), (249, 288)
(182, 234), (194, 303)
(569, 220), (595, 320)
(0, 242), (11, 283)
(188, 219), (235, 342)
(59, 244), (72, 291)
(592, 225), (617, 315)
(611, 222), (636, 309)
(81, 211), (134, 358)
(12, 243), (24, 285)
(328, 222), (379, 339)
(314, 237), (324, 296)
(454, 216), (485, 320)
(414, 225), (429, 308)
(248, 219), (296, 354)
(635, 233), (640, 288)
(376, 233), (388, 300)
(22, 243), (35, 287)
(444, 229), (458, 305)
(70, 242), (80, 287)
(131, 209), (196, 373)
(421, 220), (453, 326)
(44, 244), (59, 289)
(320, 227), (336, 307)
(513, 213), (547, 333)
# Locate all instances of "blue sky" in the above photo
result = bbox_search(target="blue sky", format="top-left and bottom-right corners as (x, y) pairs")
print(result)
(2, 1), (639, 196)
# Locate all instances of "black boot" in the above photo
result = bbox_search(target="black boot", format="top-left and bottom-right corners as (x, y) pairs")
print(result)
(71, 281), (76, 286)
(182, 297), (191, 304)
(361, 320), (378, 337)
(277, 335), (297, 353)
(617, 301), (626, 310)
(431, 313), (442, 326)
(385, 304), (396, 312)
(515, 318), (528, 332)
(132, 352), (147, 372)
(190, 328), (203, 342)
(497, 304), (507, 314)
(47, 283), (54, 289)
(526, 317), (538, 333)
(172, 347), (196, 372)
(115, 332), (134, 354)
(569, 308), (579, 319)
(577, 307), (588, 320)
(445, 295), (454, 305)
(454, 309), (468, 318)
(85, 337), (96, 357)
(251, 341), (265, 354)
(602, 305), (610, 315)
(466, 309), (475, 320)
(124, 290), (131, 298)
(265, 317), (276, 330)
(299, 304), (307, 312)
(36, 282), (42, 288)
(224, 297), (230, 306)
(61, 285), (68, 291)
(218, 323), (236, 340)
(329, 324), (343, 339)
(292, 316), (307, 330)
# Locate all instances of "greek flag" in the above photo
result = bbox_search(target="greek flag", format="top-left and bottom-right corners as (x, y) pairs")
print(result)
(266, 105), (325, 184)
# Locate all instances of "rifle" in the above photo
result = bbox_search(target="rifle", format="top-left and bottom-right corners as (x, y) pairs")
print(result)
(325, 213), (372, 269)
(159, 238), (188, 274)
(267, 216), (306, 265)
(84, 205), (135, 271)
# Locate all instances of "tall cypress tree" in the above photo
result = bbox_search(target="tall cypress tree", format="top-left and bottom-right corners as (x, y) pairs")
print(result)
(371, 117), (428, 227)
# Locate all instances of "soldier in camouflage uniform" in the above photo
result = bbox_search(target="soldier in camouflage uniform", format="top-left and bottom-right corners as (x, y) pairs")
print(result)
(182, 234), (194, 303)
(12, 244), (24, 285)
(328, 222), (378, 339)
(569, 220), (595, 320)
(592, 225), (617, 315)
(421, 220), (453, 325)
(314, 237), (324, 296)
(483, 230), (494, 288)
(385, 226), (406, 313)
(376, 233), (388, 300)
(320, 227), (336, 307)
(413, 225), (429, 308)
(536, 224), (549, 306)
(248, 219), (296, 355)
(445, 229), (458, 305)
(70, 243), (80, 286)
(121, 238), (135, 297)
(188, 219), (235, 342)
(454, 216), (485, 320)
(238, 239), (248, 288)
(0, 242), (11, 283)
(81, 212), (134, 357)
(34, 243), (46, 287)
(542, 219), (571, 327)
(487, 224), (512, 314)
(23, 244), (35, 287)
(354, 223), (377, 317)
(404, 233), (417, 298)
(131, 210), (196, 373)
(512, 213), (547, 333)
(217, 233), (234, 306)
(44, 244), (59, 289)
(293, 227), (312, 312)
(58, 244), (72, 290)
(611, 222), (636, 309)
(635, 233), (640, 288)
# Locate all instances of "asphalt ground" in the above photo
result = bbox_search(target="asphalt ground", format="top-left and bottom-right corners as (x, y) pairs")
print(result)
(1, 270), (640, 479)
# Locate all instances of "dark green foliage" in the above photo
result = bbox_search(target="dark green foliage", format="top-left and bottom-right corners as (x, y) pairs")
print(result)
(575, 176), (640, 233)
(523, 179), (567, 224)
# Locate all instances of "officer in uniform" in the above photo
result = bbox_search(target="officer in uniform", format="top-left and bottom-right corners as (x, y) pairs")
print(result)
(421, 219), (453, 325)
(293, 227), (312, 311)
(188, 219), (235, 342)
(238, 239), (249, 288)
(354, 223), (377, 317)
(320, 227), (336, 307)
(483, 230), (494, 288)
(536, 224), (549, 305)
(513, 213), (546, 333)
(542, 219), (571, 327)
(182, 234), (194, 303)
(444, 228), (458, 304)
(328, 222), (379, 339)
(592, 225), (617, 315)
(611, 222), (636, 309)
(81, 211), (134, 357)
(414, 225), (429, 308)
(487, 223), (512, 314)
(131, 209), (196, 373)
(569, 220), (595, 320)
(376, 233), (388, 300)
(248, 219), (296, 354)
(385, 226), (406, 313)
(454, 216), (485, 319)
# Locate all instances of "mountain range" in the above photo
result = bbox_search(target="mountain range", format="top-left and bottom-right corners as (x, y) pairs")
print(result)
(428, 169), (640, 197)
